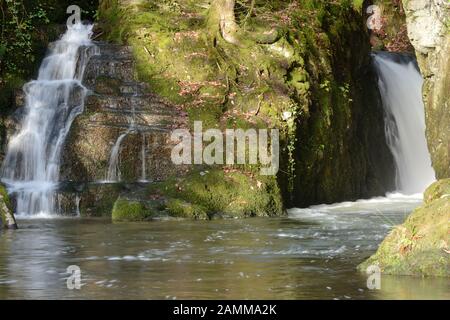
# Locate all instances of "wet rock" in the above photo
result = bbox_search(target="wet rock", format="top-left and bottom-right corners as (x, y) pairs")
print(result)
(0, 184), (17, 229)
(403, 0), (450, 179)
(61, 42), (188, 184)
(359, 179), (450, 277)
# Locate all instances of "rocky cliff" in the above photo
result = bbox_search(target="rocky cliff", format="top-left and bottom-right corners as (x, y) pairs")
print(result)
(92, 0), (395, 215)
(403, 0), (450, 179)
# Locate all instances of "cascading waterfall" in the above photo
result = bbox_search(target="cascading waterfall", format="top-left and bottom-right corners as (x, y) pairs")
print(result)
(373, 52), (435, 194)
(1, 23), (97, 216)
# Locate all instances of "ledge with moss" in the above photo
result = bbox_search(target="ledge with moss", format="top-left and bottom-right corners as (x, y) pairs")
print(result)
(143, 168), (284, 220)
(358, 179), (450, 277)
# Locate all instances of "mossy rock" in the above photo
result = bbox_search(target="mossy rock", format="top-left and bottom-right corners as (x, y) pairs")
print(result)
(166, 199), (209, 220)
(0, 183), (17, 229)
(424, 179), (450, 205)
(150, 168), (285, 219)
(358, 180), (450, 277)
(111, 198), (156, 222)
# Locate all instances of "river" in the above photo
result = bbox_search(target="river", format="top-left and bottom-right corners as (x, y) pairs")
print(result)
(0, 194), (447, 300)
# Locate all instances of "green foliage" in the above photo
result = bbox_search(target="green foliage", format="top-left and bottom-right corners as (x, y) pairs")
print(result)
(0, 0), (49, 77)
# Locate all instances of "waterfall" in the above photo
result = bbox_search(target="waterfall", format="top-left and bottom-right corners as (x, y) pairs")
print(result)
(140, 134), (147, 182)
(105, 88), (139, 182)
(373, 52), (435, 194)
(1, 23), (97, 216)
(106, 131), (129, 182)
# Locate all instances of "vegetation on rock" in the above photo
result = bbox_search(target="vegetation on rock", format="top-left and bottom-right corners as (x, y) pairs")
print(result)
(359, 179), (450, 277)
(97, 0), (395, 209)
(0, 183), (17, 229)
(149, 168), (284, 219)
(112, 197), (156, 222)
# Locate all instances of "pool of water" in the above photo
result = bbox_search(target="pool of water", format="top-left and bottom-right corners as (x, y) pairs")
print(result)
(0, 194), (448, 300)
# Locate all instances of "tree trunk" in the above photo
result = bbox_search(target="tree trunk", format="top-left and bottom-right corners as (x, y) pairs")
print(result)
(209, 0), (240, 45)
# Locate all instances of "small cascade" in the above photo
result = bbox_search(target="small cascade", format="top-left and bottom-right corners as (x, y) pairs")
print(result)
(106, 131), (129, 182)
(373, 52), (436, 194)
(1, 23), (97, 216)
(140, 134), (148, 182)
(105, 83), (140, 182)
(75, 195), (81, 217)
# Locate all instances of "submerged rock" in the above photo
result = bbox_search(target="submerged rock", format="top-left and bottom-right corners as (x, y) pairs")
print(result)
(359, 179), (450, 277)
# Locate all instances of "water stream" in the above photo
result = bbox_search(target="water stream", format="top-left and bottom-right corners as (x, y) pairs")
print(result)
(1, 23), (97, 216)
(373, 52), (436, 193)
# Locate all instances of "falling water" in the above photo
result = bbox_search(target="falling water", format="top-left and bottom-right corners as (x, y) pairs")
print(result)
(106, 131), (129, 182)
(105, 88), (139, 182)
(1, 23), (97, 216)
(373, 52), (435, 194)
(140, 134), (148, 182)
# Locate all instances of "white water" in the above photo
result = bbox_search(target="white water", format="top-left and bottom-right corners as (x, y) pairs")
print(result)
(1, 23), (97, 216)
(140, 134), (148, 182)
(106, 131), (129, 182)
(374, 53), (435, 194)
(290, 54), (435, 219)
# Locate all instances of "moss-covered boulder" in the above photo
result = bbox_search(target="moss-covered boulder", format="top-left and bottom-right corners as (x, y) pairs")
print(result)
(111, 197), (157, 222)
(358, 180), (450, 277)
(0, 184), (17, 229)
(149, 168), (284, 219)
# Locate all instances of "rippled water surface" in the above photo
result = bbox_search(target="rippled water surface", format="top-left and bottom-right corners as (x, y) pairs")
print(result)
(0, 194), (448, 300)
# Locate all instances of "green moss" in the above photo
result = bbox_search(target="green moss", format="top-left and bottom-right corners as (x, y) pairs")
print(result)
(0, 184), (12, 211)
(358, 180), (450, 277)
(166, 199), (209, 220)
(424, 179), (450, 205)
(149, 168), (284, 219)
(111, 198), (156, 222)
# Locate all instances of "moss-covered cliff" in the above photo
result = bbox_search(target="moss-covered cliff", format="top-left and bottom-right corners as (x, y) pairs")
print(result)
(93, 0), (394, 216)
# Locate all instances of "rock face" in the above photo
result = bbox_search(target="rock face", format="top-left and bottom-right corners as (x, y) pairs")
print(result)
(359, 179), (450, 277)
(0, 184), (17, 229)
(61, 43), (188, 184)
(403, 0), (450, 179)
(291, 9), (396, 207)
